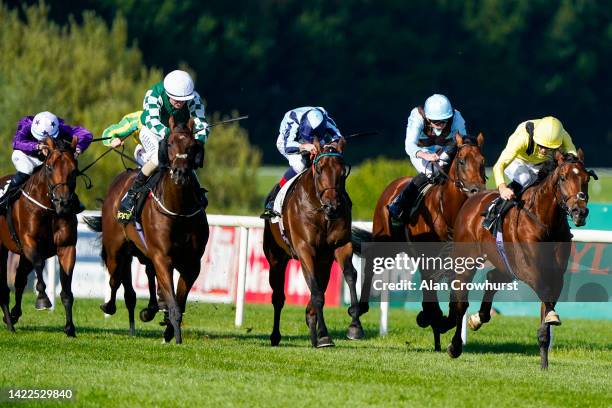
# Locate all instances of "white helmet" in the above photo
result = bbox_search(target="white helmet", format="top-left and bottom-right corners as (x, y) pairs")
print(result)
(424, 94), (453, 120)
(300, 109), (327, 138)
(31, 111), (60, 141)
(163, 70), (195, 101)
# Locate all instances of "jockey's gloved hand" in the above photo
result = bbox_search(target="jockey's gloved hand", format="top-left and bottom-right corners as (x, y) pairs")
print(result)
(74, 147), (82, 158)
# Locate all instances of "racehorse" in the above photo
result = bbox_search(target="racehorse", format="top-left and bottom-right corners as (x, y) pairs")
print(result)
(353, 133), (486, 350)
(264, 138), (362, 347)
(0, 136), (79, 336)
(84, 117), (208, 343)
(444, 150), (594, 368)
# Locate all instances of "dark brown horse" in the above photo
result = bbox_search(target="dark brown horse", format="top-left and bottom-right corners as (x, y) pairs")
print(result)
(85, 117), (208, 343)
(0, 136), (79, 336)
(355, 133), (486, 350)
(445, 150), (594, 368)
(264, 138), (362, 347)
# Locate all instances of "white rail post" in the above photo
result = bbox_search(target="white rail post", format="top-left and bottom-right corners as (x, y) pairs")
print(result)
(461, 313), (468, 345)
(379, 268), (389, 336)
(46, 256), (57, 310)
(234, 226), (249, 327)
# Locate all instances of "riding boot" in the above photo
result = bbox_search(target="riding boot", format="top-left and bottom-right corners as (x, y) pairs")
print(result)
(482, 182), (522, 232)
(116, 171), (148, 223)
(260, 183), (282, 220)
(387, 172), (429, 224)
(0, 172), (30, 214)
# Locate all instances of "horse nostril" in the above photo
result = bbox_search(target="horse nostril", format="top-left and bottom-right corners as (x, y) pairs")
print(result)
(470, 188), (479, 194)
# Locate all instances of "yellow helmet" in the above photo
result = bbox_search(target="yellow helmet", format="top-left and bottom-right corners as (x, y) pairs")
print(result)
(533, 116), (564, 149)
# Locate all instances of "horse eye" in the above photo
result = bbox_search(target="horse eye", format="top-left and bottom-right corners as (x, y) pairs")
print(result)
(459, 159), (466, 166)
(560, 175), (566, 181)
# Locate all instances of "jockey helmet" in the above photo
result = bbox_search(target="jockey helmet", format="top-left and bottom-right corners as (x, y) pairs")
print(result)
(164, 70), (195, 101)
(299, 109), (327, 139)
(31, 111), (60, 141)
(533, 116), (565, 149)
(424, 94), (454, 121)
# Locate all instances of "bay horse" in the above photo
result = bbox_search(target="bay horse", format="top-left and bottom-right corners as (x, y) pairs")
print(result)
(264, 138), (362, 347)
(0, 136), (79, 336)
(354, 133), (486, 350)
(84, 117), (208, 343)
(445, 150), (594, 369)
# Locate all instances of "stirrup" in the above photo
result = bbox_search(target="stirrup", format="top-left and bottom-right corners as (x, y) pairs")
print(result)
(260, 208), (280, 220)
(116, 206), (134, 224)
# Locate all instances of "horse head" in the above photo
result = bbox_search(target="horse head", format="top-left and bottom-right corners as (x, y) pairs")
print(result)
(311, 137), (351, 220)
(553, 149), (596, 227)
(43, 136), (78, 215)
(167, 116), (197, 185)
(450, 132), (486, 195)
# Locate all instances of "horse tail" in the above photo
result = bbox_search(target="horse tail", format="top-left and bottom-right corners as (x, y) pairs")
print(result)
(82, 215), (102, 232)
(351, 226), (372, 256)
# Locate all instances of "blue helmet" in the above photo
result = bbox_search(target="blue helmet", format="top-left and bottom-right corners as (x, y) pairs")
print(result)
(299, 109), (327, 140)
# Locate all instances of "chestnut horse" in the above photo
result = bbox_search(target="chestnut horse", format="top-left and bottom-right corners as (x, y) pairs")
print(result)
(84, 117), (208, 343)
(0, 136), (79, 336)
(445, 150), (595, 369)
(354, 133), (486, 350)
(264, 138), (362, 347)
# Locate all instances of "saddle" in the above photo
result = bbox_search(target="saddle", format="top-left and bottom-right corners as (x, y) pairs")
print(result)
(132, 171), (163, 223)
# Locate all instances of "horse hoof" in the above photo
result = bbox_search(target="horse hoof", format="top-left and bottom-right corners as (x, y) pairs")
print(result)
(316, 336), (335, 348)
(346, 324), (364, 340)
(545, 311), (562, 326)
(139, 308), (158, 322)
(35, 296), (52, 310)
(64, 325), (76, 337)
(163, 327), (174, 343)
(10, 311), (21, 325)
(447, 342), (463, 359)
(416, 311), (431, 328)
(270, 332), (281, 347)
(100, 302), (116, 315)
(468, 313), (483, 331)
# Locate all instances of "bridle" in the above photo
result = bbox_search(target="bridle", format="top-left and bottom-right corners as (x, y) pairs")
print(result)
(429, 141), (484, 193)
(310, 149), (351, 210)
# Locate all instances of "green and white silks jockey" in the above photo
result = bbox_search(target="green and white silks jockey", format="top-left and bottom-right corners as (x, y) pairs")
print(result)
(115, 70), (210, 223)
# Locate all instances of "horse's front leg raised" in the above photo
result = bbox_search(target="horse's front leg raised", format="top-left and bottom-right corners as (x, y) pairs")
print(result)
(153, 254), (181, 344)
(139, 263), (159, 323)
(21, 243), (52, 310)
(335, 243), (364, 340)
(57, 245), (76, 337)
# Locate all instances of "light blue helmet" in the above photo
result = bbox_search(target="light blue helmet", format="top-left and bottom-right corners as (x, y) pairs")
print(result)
(299, 109), (327, 139)
(424, 94), (453, 121)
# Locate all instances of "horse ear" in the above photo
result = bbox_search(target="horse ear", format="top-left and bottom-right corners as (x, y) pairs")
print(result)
(187, 117), (195, 133)
(313, 137), (321, 151)
(71, 136), (78, 149)
(477, 132), (484, 147)
(169, 115), (175, 130)
(454, 131), (463, 146)
(555, 150), (564, 164)
(337, 137), (346, 153)
(577, 148), (584, 162)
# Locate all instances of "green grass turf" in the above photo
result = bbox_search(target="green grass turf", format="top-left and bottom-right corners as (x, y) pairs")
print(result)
(1, 295), (611, 407)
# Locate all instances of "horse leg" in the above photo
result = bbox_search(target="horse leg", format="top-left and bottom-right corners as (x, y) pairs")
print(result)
(301, 250), (334, 348)
(154, 255), (180, 344)
(10, 257), (32, 325)
(267, 251), (289, 347)
(468, 268), (510, 331)
(447, 268), (476, 358)
(31, 253), (51, 310)
(0, 246), (14, 332)
(335, 243), (364, 340)
(122, 269), (137, 336)
(100, 246), (129, 316)
(57, 246), (76, 337)
(417, 271), (445, 351)
(139, 263), (159, 322)
(167, 268), (198, 343)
